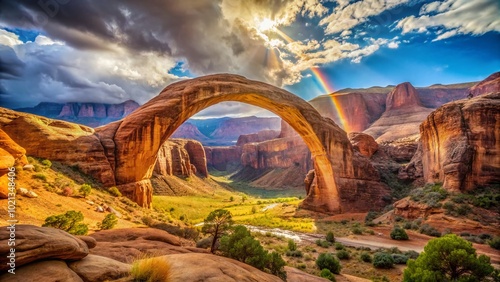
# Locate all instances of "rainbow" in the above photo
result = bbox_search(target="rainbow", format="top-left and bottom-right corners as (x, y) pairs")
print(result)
(310, 67), (350, 132)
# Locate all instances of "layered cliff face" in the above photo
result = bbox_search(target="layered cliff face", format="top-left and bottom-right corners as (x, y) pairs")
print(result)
(420, 92), (500, 192)
(209, 116), (281, 140)
(363, 82), (434, 142)
(236, 130), (280, 146)
(171, 122), (209, 141)
(0, 128), (28, 198)
(469, 72), (500, 96)
(205, 146), (243, 171)
(16, 100), (140, 127)
(154, 139), (208, 178)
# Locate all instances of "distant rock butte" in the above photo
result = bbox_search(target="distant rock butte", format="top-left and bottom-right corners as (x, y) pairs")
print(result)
(171, 122), (208, 141)
(469, 72), (500, 96)
(209, 116), (281, 140)
(420, 92), (500, 192)
(236, 129), (280, 146)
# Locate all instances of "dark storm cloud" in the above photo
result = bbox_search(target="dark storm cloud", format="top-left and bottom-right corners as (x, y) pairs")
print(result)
(0, 45), (25, 79)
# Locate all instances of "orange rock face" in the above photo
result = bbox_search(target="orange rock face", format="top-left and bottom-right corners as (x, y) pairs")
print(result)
(348, 132), (378, 158)
(393, 197), (438, 219)
(154, 139), (208, 178)
(420, 92), (500, 191)
(470, 72), (500, 96)
(236, 130), (280, 146)
(205, 146), (243, 171)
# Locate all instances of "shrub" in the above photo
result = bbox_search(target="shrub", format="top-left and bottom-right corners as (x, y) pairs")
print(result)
(419, 224), (441, 237)
(488, 236), (500, 250)
(390, 226), (409, 240)
(43, 210), (88, 235)
(326, 231), (335, 243)
(391, 254), (409, 264)
(316, 253), (341, 274)
(79, 184), (92, 198)
(196, 237), (212, 249)
(99, 213), (118, 230)
(33, 173), (47, 182)
(404, 250), (420, 260)
(404, 234), (494, 282)
(360, 252), (372, 263)
(285, 250), (303, 257)
(251, 206), (257, 214)
(108, 186), (122, 197)
(229, 196), (234, 202)
(334, 242), (345, 250)
(373, 252), (394, 269)
(62, 187), (73, 197)
(320, 268), (336, 281)
(142, 216), (156, 227)
(352, 227), (363, 235)
(316, 239), (330, 248)
(27, 156), (35, 163)
(131, 256), (171, 282)
(336, 250), (350, 260)
(41, 159), (52, 168)
(365, 211), (379, 224)
(288, 239), (297, 251)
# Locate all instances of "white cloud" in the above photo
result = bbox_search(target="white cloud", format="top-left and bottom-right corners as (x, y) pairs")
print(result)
(388, 41), (399, 48)
(0, 29), (22, 47)
(397, 0), (500, 41)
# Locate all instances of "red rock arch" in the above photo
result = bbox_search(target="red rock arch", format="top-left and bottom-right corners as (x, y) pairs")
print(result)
(100, 74), (351, 213)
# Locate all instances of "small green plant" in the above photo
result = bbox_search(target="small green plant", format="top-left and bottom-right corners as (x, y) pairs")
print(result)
(419, 224), (441, 237)
(336, 250), (350, 260)
(315, 239), (330, 248)
(33, 173), (47, 182)
(352, 227), (363, 235)
(79, 184), (92, 198)
(43, 210), (88, 235)
(326, 231), (335, 243)
(251, 206), (257, 214)
(360, 252), (372, 263)
(99, 213), (118, 230)
(488, 236), (500, 250)
(320, 268), (336, 281)
(390, 226), (409, 240)
(288, 239), (297, 251)
(131, 256), (171, 282)
(373, 252), (394, 269)
(391, 254), (409, 264)
(334, 242), (345, 250)
(229, 196), (234, 202)
(108, 186), (122, 197)
(316, 253), (341, 274)
(41, 159), (52, 168)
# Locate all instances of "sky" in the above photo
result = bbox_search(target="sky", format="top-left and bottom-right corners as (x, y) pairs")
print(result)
(0, 0), (499, 118)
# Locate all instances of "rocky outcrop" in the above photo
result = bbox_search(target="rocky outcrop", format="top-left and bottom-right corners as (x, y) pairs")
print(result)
(363, 82), (434, 142)
(171, 122), (209, 141)
(285, 266), (330, 282)
(209, 116), (281, 140)
(68, 254), (131, 281)
(393, 197), (438, 219)
(0, 225), (89, 272)
(16, 100), (140, 127)
(0, 107), (116, 187)
(165, 253), (282, 282)
(236, 129), (280, 146)
(398, 142), (424, 183)
(420, 92), (500, 191)
(348, 132), (378, 158)
(0, 128), (28, 198)
(0, 260), (84, 282)
(205, 146), (243, 171)
(469, 72), (500, 96)
(154, 139), (208, 178)
(380, 139), (418, 163)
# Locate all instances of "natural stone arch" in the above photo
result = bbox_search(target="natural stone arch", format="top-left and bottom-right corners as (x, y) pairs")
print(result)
(104, 74), (349, 213)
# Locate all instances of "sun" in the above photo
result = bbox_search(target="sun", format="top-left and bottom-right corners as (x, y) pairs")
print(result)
(257, 18), (276, 32)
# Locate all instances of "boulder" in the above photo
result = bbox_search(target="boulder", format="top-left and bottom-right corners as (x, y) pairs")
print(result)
(17, 187), (38, 198)
(348, 132), (378, 158)
(0, 128), (28, 174)
(0, 225), (89, 271)
(0, 260), (83, 282)
(165, 253), (282, 282)
(380, 139), (418, 163)
(68, 254), (131, 282)
(76, 236), (97, 249)
(393, 197), (437, 219)
(420, 92), (500, 191)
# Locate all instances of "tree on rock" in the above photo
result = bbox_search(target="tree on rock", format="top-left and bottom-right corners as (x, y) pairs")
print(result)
(43, 210), (88, 235)
(404, 234), (494, 282)
(202, 209), (233, 253)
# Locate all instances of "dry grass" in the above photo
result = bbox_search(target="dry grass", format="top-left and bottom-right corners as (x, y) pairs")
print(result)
(131, 255), (172, 282)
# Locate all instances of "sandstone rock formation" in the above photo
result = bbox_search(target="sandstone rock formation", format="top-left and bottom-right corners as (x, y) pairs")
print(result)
(68, 254), (131, 281)
(393, 197), (438, 219)
(285, 266), (331, 282)
(469, 72), (500, 96)
(154, 139), (208, 178)
(348, 132), (378, 158)
(0, 128), (28, 198)
(209, 116), (281, 140)
(0, 108), (116, 187)
(419, 92), (500, 191)
(379, 139), (418, 163)
(236, 129), (280, 146)
(165, 253), (282, 282)
(171, 122), (209, 141)
(205, 146), (243, 171)
(17, 100), (140, 127)
(363, 82), (434, 142)
(0, 225), (89, 271)
(0, 260), (84, 282)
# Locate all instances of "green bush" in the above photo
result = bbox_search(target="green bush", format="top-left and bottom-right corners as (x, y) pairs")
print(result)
(196, 237), (212, 249)
(108, 186), (122, 197)
(79, 184), (92, 198)
(320, 268), (336, 281)
(288, 239), (297, 251)
(360, 252), (372, 263)
(326, 231), (335, 243)
(352, 227), (363, 235)
(403, 250), (420, 260)
(488, 236), (500, 250)
(316, 253), (341, 274)
(99, 213), (118, 230)
(315, 239), (330, 248)
(43, 210), (88, 235)
(419, 224), (441, 237)
(334, 242), (345, 250)
(285, 250), (303, 257)
(373, 252), (394, 269)
(336, 250), (350, 260)
(404, 234), (494, 281)
(390, 226), (409, 240)
(391, 254), (409, 264)
(33, 173), (47, 182)
(41, 159), (52, 168)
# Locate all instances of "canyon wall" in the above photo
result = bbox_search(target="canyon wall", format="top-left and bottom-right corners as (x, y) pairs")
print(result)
(154, 139), (208, 178)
